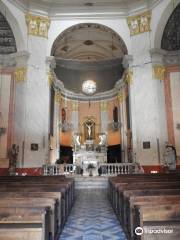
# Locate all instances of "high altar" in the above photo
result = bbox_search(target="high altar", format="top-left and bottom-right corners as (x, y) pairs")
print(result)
(73, 119), (107, 176)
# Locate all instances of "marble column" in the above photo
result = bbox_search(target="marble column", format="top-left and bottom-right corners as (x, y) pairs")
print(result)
(71, 101), (79, 132)
(13, 14), (51, 168)
(117, 86), (128, 162)
(100, 101), (108, 133)
(123, 45), (168, 166)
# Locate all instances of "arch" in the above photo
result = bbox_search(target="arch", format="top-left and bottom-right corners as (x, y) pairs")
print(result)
(48, 20), (131, 55)
(154, 0), (180, 49)
(51, 23), (127, 60)
(0, 1), (25, 52)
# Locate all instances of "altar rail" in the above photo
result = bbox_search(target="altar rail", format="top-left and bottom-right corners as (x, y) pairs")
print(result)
(42, 163), (135, 176)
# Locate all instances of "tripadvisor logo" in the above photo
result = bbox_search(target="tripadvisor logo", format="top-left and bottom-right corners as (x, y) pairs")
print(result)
(135, 227), (144, 235)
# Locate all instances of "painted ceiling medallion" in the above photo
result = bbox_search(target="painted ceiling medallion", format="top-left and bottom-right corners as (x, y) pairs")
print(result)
(82, 80), (97, 95)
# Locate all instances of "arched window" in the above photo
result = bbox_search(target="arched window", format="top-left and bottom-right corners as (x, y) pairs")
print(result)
(113, 106), (118, 123)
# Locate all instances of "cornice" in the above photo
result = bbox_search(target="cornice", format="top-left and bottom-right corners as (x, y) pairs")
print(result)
(53, 77), (123, 102)
(6, 0), (163, 20)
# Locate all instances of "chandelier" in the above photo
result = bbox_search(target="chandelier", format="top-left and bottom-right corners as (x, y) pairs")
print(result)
(82, 80), (96, 95)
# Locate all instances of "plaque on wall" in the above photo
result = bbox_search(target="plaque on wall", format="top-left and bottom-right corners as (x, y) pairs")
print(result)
(143, 141), (150, 149)
(31, 143), (38, 151)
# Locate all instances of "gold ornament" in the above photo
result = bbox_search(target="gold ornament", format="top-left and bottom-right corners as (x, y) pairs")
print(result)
(127, 11), (151, 36)
(72, 101), (78, 111)
(54, 89), (61, 103)
(100, 101), (107, 111)
(124, 70), (133, 85)
(153, 65), (165, 80)
(25, 13), (50, 38)
(14, 67), (27, 83)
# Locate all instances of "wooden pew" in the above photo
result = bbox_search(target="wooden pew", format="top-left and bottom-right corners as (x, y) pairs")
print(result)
(0, 207), (49, 240)
(127, 195), (180, 238)
(0, 197), (57, 239)
(134, 203), (180, 240)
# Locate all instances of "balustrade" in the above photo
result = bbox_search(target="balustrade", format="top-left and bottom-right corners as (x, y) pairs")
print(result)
(42, 163), (135, 176)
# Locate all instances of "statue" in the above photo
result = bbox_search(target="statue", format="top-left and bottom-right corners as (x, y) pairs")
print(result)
(164, 143), (177, 170)
(85, 121), (94, 139)
(99, 134), (106, 146)
(8, 144), (19, 176)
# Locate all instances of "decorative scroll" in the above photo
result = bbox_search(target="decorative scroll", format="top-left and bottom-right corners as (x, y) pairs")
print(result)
(127, 11), (151, 36)
(100, 101), (107, 111)
(25, 13), (50, 38)
(153, 65), (165, 80)
(14, 67), (27, 83)
(54, 89), (61, 103)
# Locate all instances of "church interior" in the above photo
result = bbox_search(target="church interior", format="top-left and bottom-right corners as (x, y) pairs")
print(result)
(0, 0), (180, 239)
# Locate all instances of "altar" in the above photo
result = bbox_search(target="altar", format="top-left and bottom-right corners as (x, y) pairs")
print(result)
(73, 149), (107, 176)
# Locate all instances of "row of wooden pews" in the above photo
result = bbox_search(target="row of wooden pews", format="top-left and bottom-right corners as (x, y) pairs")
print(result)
(108, 173), (180, 240)
(0, 175), (75, 240)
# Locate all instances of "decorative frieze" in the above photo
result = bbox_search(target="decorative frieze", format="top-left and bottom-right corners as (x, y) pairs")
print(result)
(72, 101), (78, 111)
(100, 101), (107, 111)
(153, 65), (165, 80)
(14, 67), (27, 83)
(123, 70), (133, 85)
(54, 89), (61, 103)
(25, 13), (50, 38)
(127, 11), (151, 36)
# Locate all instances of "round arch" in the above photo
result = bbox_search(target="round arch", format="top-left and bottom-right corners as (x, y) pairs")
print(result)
(47, 20), (130, 56)
(0, 1), (25, 52)
(51, 22), (128, 60)
(154, 0), (180, 49)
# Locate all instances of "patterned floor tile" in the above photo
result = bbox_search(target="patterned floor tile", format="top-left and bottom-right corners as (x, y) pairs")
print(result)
(59, 190), (127, 240)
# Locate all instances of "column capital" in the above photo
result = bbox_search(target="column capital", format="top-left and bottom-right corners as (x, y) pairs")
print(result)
(122, 55), (133, 69)
(13, 51), (30, 67)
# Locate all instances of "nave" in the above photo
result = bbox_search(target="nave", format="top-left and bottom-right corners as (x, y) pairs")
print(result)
(60, 189), (127, 240)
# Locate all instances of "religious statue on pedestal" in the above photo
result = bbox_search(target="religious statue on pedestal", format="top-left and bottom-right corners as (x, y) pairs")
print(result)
(85, 120), (94, 140)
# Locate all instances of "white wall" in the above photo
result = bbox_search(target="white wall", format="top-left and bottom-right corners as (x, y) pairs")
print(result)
(0, 74), (11, 159)
(170, 72), (180, 157)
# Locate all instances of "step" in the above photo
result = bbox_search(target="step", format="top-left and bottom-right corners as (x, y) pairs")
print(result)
(74, 176), (108, 189)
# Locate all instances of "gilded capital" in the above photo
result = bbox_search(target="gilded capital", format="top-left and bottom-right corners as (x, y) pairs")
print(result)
(25, 13), (50, 38)
(153, 65), (165, 80)
(127, 11), (151, 36)
(72, 101), (78, 111)
(124, 70), (133, 85)
(117, 89), (126, 103)
(54, 89), (61, 103)
(48, 70), (54, 87)
(100, 101), (107, 111)
(14, 67), (27, 83)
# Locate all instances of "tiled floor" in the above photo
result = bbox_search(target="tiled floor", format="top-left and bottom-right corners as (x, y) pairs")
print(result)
(59, 189), (127, 240)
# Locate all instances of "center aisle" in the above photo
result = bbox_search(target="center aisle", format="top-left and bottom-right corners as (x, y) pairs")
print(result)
(59, 189), (127, 240)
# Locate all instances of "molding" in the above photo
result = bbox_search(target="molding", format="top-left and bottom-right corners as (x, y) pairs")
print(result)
(54, 89), (61, 103)
(54, 78), (118, 101)
(7, 0), (161, 20)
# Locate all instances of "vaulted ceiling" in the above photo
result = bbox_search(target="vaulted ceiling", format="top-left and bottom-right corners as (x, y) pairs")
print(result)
(52, 23), (127, 61)
(52, 23), (126, 94)
(161, 3), (180, 51)
(0, 12), (16, 54)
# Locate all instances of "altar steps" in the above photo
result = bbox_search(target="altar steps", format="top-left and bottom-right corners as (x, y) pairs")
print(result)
(73, 176), (108, 189)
